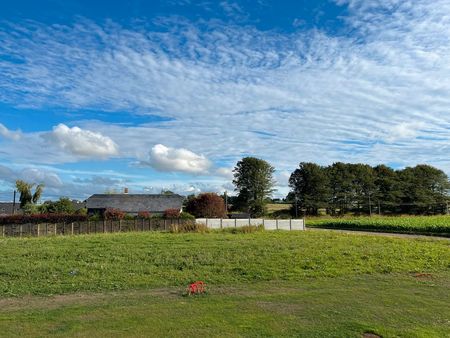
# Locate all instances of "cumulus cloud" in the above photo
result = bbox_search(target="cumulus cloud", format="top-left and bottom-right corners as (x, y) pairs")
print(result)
(146, 144), (211, 174)
(44, 124), (118, 158)
(0, 123), (21, 140)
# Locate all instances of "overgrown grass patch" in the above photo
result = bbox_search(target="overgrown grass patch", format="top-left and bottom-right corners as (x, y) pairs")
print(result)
(0, 231), (448, 297)
(306, 215), (450, 236)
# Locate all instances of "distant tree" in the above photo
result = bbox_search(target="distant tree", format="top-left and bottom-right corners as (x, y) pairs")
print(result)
(161, 190), (175, 195)
(15, 180), (44, 208)
(327, 163), (355, 215)
(373, 165), (403, 214)
(398, 165), (450, 214)
(289, 162), (330, 216)
(185, 193), (227, 218)
(233, 157), (275, 217)
(350, 164), (376, 214)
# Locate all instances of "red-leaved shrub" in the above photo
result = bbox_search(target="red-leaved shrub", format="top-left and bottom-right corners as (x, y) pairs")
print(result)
(0, 213), (88, 225)
(104, 208), (125, 220)
(164, 208), (181, 218)
(185, 193), (227, 218)
(137, 211), (152, 219)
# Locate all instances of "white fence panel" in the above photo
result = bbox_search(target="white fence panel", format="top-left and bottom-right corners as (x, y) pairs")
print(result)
(195, 218), (304, 231)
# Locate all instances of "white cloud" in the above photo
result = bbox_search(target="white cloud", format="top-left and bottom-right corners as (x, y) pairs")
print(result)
(386, 122), (426, 142)
(215, 167), (234, 179)
(19, 168), (63, 188)
(1, 1), (450, 178)
(0, 123), (21, 140)
(146, 144), (211, 174)
(44, 124), (118, 158)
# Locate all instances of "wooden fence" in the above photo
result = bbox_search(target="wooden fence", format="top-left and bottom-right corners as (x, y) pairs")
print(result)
(0, 219), (191, 237)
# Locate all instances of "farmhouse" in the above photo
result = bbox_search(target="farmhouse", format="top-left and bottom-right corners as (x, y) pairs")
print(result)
(86, 194), (185, 216)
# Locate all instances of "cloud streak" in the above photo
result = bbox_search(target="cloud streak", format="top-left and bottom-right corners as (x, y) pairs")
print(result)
(0, 1), (450, 196)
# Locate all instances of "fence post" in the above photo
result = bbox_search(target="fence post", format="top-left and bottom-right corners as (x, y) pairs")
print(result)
(1, 225), (4, 237)
(262, 218), (265, 228)
(289, 219), (292, 231)
(103, 220), (106, 233)
(164, 219), (167, 231)
(37, 224), (40, 237)
(303, 217), (306, 230)
(71, 223), (74, 235)
(206, 218), (208, 228)
(235, 218), (237, 228)
(220, 218), (223, 229)
(54, 223), (57, 236)
(248, 217), (251, 226)
(276, 219), (278, 230)
(19, 225), (23, 237)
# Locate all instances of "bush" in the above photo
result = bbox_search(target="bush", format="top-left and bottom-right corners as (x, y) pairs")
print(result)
(0, 213), (88, 225)
(137, 211), (152, 219)
(185, 193), (227, 218)
(104, 208), (125, 220)
(164, 208), (181, 219)
(179, 212), (195, 220)
(170, 221), (208, 233)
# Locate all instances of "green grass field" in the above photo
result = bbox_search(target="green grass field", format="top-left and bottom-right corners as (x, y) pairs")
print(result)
(306, 215), (450, 236)
(1, 231), (449, 337)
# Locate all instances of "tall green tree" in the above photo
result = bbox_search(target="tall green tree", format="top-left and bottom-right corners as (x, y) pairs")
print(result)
(15, 180), (44, 208)
(289, 162), (330, 216)
(327, 162), (355, 215)
(373, 165), (403, 213)
(398, 165), (450, 214)
(233, 157), (275, 217)
(350, 164), (376, 214)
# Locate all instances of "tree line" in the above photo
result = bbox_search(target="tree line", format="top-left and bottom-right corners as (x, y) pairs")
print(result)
(287, 162), (450, 216)
(11, 158), (450, 219)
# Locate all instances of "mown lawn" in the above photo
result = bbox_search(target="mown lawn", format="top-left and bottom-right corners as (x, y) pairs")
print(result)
(0, 231), (449, 337)
(306, 215), (450, 236)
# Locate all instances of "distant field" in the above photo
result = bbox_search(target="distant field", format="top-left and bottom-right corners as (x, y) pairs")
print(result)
(266, 203), (291, 212)
(1, 231), (449, 337)
(306, 215), (450, 236)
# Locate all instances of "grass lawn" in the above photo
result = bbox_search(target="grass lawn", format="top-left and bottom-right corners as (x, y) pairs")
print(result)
(1, 231), (449, 337)
(306, 215), (450, 236)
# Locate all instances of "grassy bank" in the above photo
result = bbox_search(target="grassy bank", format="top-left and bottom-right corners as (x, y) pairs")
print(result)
(306, 215), (450, 236)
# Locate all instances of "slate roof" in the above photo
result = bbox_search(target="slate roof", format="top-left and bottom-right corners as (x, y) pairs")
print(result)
(86, 194), (185, 213)
(0, 202), (18, 215)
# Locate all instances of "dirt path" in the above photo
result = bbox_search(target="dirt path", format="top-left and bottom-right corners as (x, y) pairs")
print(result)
(307, 227), (450, 240)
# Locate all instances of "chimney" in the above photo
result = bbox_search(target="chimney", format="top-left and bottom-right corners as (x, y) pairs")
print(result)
(124, 187), (129, 194)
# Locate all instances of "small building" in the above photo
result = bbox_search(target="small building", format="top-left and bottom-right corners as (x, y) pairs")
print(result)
(86, 194), (185, 216)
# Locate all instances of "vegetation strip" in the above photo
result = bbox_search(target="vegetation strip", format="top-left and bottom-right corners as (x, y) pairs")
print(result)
(0, 231), (449, 297)
(306, 215), (450, 236)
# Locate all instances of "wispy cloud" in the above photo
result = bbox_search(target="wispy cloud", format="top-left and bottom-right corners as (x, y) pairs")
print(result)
(0, 0), (450, 196)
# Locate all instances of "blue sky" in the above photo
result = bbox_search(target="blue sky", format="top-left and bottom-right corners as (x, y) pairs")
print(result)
(1, 0), (450, 201)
